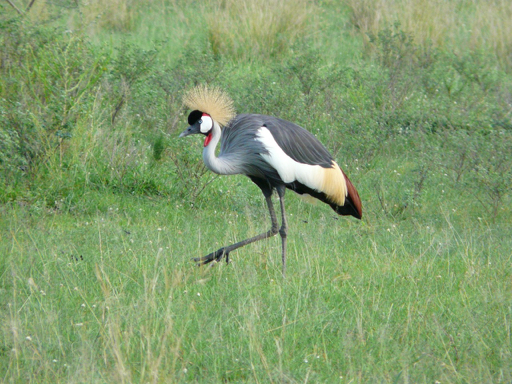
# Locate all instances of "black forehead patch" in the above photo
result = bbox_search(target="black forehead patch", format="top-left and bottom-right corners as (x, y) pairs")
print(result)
(188, 110), (203, 125)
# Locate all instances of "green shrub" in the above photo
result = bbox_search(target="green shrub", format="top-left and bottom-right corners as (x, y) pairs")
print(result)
(0, 16), (107, 187)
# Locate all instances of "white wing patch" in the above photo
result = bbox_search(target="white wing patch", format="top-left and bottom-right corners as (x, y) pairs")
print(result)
(255, 127), (347, 205)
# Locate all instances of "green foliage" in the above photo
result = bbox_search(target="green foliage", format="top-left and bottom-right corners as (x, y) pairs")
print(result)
(0, 16), (108, 190)
(152, 133), (165, 161)
(106, 41), (160, 125)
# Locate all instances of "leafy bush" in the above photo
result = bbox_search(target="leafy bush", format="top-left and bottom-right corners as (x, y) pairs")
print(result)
(0, 17), (107, 187)
(105, 41), (160, 126)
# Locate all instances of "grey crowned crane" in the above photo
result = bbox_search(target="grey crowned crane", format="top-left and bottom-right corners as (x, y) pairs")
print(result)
(179, 85), (362, 273)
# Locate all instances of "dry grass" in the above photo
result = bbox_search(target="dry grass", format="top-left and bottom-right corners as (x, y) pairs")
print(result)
(469, 0), (512, 68)
(206, 0), (314, 60)
(77, 0), (137, 33)
(346, 0), (457, 47)
(344, 0), (512, 69)
(5, 0), (137, 32)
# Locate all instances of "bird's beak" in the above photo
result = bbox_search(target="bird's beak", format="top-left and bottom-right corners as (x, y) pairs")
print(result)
(179, 124), (201, 138)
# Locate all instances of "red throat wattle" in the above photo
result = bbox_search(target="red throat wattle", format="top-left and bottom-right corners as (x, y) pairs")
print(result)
(204, 132), (212, 147)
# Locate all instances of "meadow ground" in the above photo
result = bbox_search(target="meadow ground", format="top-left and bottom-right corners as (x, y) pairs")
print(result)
(1, 0), (512, 382)
(2, 183), (511, 382)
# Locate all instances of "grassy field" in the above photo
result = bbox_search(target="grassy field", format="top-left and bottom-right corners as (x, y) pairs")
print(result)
(1, 0), (512, 382)
(2, 190), (511, 383)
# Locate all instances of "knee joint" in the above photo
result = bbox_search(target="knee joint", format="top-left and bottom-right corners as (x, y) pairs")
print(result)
(269, 225), (279, 236)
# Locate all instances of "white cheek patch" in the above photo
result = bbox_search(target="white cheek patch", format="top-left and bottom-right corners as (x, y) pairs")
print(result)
(200, 115), (213, 133)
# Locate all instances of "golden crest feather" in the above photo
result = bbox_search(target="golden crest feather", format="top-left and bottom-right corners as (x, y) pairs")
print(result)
(183, 85), (236, 127)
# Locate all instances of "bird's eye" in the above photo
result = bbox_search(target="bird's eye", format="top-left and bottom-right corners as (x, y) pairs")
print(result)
(198, 119), (203, 124)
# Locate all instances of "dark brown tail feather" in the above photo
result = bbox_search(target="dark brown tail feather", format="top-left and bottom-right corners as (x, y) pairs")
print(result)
(334, 172), (362, 219)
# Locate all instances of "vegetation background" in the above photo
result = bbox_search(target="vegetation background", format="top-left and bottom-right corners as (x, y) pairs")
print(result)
(1, 0), (511, 382)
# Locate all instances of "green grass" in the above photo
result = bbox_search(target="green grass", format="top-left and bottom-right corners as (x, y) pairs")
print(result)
(1, 0), (512, 382)
(1, 185), (511, 382)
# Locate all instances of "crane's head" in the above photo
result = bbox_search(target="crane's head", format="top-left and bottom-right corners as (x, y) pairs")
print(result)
(179, 110), (216, 146)
(179, 85), (235, 144)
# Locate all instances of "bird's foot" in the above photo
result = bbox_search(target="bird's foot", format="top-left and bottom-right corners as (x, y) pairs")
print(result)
(192, 247), (229, 266)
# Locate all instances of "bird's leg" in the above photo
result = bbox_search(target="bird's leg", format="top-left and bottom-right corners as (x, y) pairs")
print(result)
(277, 188), (288, 276)
(193, 195), (279, 266)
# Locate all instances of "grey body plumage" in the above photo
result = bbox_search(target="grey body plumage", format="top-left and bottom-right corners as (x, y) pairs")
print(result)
(222, 114), (333, 167)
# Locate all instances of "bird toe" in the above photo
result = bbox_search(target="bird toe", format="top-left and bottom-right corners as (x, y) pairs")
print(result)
(192, 248), (228, 266)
